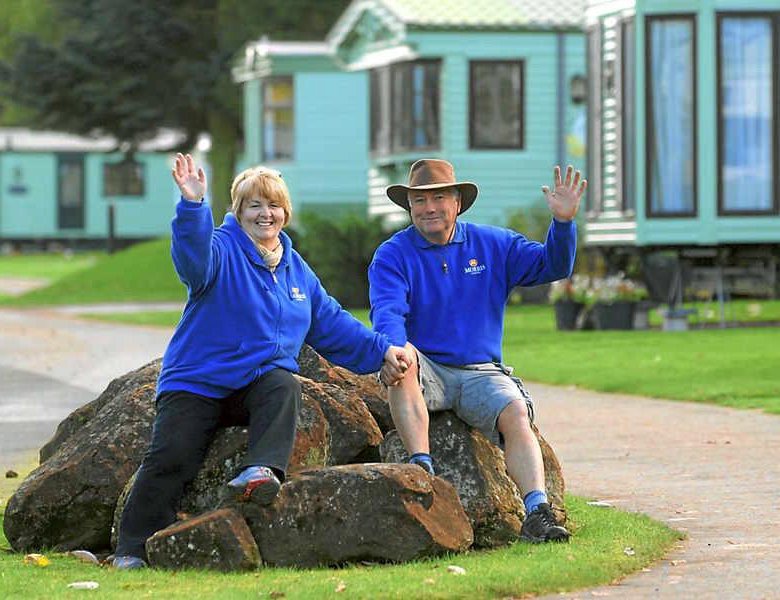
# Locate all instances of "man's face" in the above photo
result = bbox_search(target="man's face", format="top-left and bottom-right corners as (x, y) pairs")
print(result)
(408, 187), (460, 245)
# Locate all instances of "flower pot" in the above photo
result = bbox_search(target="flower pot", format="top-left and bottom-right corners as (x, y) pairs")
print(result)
(593, 301), (635, 330)
(554, 300), (585, 330)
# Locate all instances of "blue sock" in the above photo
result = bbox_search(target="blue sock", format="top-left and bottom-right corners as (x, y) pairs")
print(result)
(408, 452), (435, 475)
(523, 490), (548, 514)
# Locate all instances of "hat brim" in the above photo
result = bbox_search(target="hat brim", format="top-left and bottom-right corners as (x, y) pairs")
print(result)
(386, 181), (479, 215)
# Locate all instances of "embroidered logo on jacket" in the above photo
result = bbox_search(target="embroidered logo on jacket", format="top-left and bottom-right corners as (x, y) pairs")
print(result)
(464, 258), (486, 275)
(290, 286), (307, 301)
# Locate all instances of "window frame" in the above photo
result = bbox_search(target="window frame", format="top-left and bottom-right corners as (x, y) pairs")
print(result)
(103, 158), (145, 198)
(369, 59), (441, 157)
(468, 59), (525, 150)
(644, 13), (698, 219)
(621, 17), (636, 214)
(261, 75), (294, 162)
(716, 11), (779, 216)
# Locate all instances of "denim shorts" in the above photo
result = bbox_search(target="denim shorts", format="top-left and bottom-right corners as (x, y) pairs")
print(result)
(415, 351), (535, 436)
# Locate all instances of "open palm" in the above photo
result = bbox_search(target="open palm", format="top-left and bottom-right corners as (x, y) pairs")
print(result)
(542, 165), (587, 222)
(172, 153), (207, 201)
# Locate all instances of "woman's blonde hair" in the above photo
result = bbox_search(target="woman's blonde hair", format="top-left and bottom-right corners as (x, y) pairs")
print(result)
(230, 167), (292, 226)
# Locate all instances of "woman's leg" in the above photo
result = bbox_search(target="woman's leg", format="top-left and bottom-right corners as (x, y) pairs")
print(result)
(115, 391), (221, 560)
(232, 369), (301, 481)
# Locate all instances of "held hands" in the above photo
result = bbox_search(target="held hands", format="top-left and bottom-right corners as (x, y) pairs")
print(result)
(172, 153), (208, 202)
(542, 165), (587, 222)
(380, 345), (412, 387)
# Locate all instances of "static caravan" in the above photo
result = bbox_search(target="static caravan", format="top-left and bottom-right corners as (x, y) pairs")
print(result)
(585, 0), (780, 296)
(0, 128), (181, 247)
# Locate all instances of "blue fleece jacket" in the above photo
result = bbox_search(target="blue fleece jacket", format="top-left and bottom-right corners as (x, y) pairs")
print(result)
(157, 199), (390, 398)
(368, 219), (576, 366)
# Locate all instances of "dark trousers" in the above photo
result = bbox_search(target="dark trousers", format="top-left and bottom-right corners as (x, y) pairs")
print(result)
(115, 368), (301, 559)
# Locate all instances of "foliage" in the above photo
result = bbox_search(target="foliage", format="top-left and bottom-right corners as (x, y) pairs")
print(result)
(0, 0), (350, 216)
(292, 212), (399, 309)
(548, 275), (590, 304)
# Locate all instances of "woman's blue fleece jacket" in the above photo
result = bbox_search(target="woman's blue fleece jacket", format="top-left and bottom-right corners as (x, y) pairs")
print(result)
(157, 198), (390, 398)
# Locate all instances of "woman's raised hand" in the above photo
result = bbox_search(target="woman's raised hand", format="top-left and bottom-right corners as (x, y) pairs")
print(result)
(172, 153), (207, 201)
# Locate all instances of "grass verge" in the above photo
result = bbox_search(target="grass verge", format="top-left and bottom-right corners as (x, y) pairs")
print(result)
(0, 253), (100, 281)
(75, 305), (780, 415)
(0, 240), (183, 307)
(1, 482), (681, 600)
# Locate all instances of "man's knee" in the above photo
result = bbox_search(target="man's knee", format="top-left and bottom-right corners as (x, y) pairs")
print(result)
(497, 399), (532, 434)
(389, 343), (422, 396)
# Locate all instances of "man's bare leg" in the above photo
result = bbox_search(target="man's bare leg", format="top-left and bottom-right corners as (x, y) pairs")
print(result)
(387, 343), (430, 455)
(496, 400), (545, 495)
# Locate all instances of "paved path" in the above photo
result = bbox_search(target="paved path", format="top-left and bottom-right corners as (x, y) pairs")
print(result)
(0, 306), (778, 599)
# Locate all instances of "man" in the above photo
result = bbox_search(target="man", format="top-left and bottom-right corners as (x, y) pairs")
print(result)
(368, 159), (586, 543)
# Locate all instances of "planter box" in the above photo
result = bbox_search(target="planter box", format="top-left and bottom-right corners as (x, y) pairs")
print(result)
(593, 301), (635, 330)
(553, 300), (585, 330)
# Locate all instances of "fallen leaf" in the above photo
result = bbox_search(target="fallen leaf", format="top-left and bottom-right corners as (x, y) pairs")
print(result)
(269, 592), (285, 599)
(670, 560), (686, 566)
(67, 581), (99, 590)
(447, 565), (466, 575)
(5, 470), (18, 478)
(423, 578), (436, 585)
(587, 500), (613, 508)
(335, 582), (346, 593)
(623, 547), (635, 557)
(24, 554), (50, 567)
(69, 550), (100, 565)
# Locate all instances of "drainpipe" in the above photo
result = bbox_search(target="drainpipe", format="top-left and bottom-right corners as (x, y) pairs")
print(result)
(556, 31), (566, 168)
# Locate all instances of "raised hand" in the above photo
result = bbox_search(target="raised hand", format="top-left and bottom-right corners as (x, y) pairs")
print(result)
(172, 153), (207, 201)
(542, 165), (587, 222)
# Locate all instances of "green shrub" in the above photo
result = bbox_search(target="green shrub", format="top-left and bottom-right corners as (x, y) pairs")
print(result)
(292, 212), (400, 309)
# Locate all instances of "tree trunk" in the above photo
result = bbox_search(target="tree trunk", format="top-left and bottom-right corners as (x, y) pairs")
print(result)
(207, 110), (238, 221)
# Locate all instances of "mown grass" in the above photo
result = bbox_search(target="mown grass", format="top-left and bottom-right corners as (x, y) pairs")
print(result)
(0, 239), (184, 307)
(77, 305), (780, 415)
(1, 468), (681, 600)
(0, 252), (100, 281)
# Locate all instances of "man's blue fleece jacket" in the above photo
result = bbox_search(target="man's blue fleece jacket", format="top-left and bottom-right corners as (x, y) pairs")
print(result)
(368, 219), (576, 366)
(157, 199), (390, 398)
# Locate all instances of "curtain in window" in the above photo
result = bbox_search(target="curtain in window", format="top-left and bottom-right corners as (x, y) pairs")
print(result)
(720, 17), (772, 212)
(471, 62), (523, 148)
(263, 78), (294, 161)
(649, 19), (695, 214)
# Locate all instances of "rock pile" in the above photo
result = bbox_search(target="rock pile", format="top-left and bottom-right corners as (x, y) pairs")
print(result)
(3, 346), (566, 570)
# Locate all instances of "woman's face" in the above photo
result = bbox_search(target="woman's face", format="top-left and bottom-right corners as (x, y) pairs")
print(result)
(238, 196), (285, 250)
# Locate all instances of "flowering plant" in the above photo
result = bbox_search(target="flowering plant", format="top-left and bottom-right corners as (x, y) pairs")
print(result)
(548, 275), (590, 304)
(590, 273), (648, 303)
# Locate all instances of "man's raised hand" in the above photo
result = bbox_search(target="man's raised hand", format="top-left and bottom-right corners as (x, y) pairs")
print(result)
(542, 165), (587, 222)
(172, 153), (207, 202)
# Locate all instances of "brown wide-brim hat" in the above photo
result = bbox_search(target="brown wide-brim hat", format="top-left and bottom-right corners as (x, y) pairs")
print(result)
(386, 159), (479, 215)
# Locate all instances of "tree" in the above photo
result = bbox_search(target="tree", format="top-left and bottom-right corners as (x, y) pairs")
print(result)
(0, 0), (349, 217)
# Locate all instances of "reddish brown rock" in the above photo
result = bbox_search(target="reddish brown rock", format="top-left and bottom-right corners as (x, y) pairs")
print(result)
(145, 508), (260, 572)
(380, 411), (566, 547)
(243, 463), (473, 567)
(3, 361), (160, 552)
(297, 345), (393, 433)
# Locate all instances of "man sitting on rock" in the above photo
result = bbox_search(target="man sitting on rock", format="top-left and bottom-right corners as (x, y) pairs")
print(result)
(369, 159), (586, 543)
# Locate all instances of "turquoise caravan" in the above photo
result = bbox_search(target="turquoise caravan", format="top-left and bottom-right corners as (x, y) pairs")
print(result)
(0, 128), (181, 246)
(585, 0), (780, 295)
(327, 0), (588, 227)
(233, 38), (371, 219)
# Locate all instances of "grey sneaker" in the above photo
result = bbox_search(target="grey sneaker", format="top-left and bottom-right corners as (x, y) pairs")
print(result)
(112, 555), (147, 569)
(520, 503), (570, 543)
(227, 465), (281, 506)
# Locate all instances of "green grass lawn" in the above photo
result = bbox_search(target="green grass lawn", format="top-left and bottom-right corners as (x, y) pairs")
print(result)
(0, 463), (680, 600)
(80, 305), (780, 415)
(0, 239), (184, 307)
(0, 252), (100, 281)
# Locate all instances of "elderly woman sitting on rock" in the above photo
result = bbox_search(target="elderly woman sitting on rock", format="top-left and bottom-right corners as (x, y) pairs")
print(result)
(113, 154), (409, 569)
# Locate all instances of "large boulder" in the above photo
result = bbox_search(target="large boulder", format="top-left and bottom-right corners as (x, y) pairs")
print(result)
(145, 508), (261, 572)
(3, 361), (160, 552)
(242, 463), (473, 567)
(380, 411), (566, 547)
(297, 345), (393, 433)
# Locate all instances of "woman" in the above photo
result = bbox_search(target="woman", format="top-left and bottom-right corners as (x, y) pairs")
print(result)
(113, 154), (408, 569)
